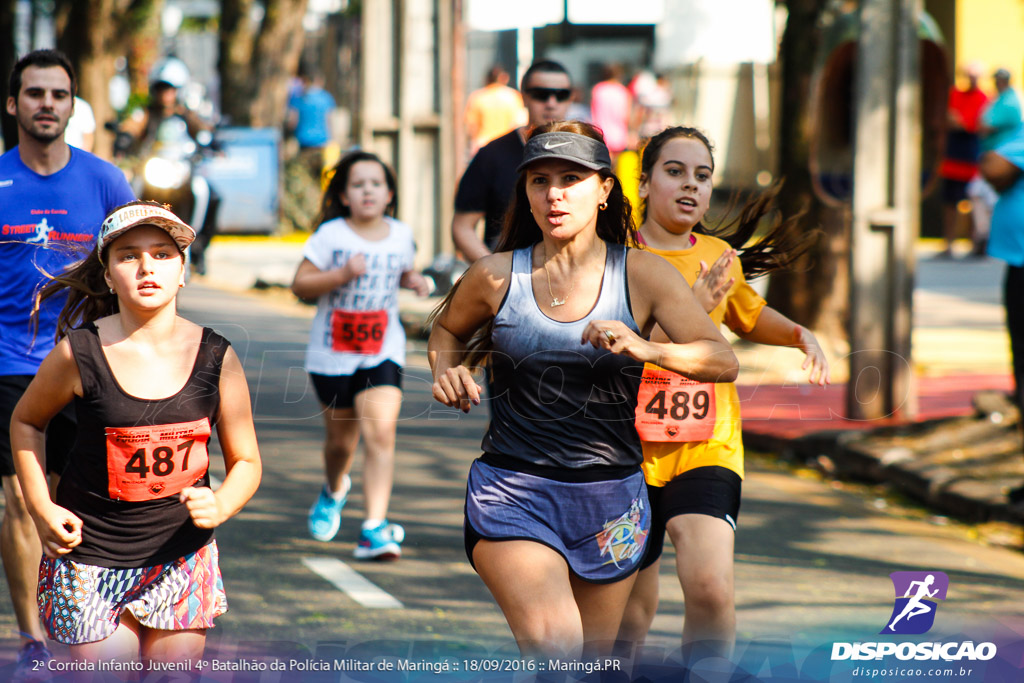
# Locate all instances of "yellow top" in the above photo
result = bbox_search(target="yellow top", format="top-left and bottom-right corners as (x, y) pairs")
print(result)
(634, 232), (766, 484)
(464, 83), (525, 152)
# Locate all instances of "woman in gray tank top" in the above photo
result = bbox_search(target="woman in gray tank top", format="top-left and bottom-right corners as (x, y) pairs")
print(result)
(428, 122), (738, 658)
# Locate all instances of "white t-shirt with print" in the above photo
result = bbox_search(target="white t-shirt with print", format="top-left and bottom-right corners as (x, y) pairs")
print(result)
(303, 216), (416, 375)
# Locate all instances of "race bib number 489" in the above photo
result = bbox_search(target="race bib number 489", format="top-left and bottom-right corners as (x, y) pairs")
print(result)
(105, 418), (211, 501)
(635, 367), (716, 442)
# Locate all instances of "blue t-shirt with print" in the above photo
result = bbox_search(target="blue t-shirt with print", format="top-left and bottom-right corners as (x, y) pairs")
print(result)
(288, 88), (336, 148)
(988, 133), (1024, 267)
(0, 147), (135, 375)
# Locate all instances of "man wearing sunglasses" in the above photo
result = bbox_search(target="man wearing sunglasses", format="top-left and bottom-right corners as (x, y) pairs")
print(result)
(452, 60), (572, 263)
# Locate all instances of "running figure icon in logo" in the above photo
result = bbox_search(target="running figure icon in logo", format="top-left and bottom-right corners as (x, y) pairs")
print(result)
(26, 217), (53, 244)
(883, 571), (949, 635)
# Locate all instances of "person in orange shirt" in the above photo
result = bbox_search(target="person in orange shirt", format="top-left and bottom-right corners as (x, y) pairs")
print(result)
(464, 65), (525, 156)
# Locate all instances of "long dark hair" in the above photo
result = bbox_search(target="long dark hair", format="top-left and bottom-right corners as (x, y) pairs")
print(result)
(34, 200), (185, 341)
(431, 121), (631, 366)
(315, 150), (398, 229)
(639, 126), (818, 279)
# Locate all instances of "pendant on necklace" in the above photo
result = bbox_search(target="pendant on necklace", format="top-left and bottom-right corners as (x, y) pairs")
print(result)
(550, 297), (566, 307)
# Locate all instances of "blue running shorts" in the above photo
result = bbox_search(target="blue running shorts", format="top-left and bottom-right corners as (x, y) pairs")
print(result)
(464, 459), (650, 583)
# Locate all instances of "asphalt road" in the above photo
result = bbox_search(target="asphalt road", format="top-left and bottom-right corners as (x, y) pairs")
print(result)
(2, 277), (1024, 682)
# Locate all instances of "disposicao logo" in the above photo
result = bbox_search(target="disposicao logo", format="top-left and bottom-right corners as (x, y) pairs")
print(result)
(831, 571), (997, 663)
(883, 571), (948, 635)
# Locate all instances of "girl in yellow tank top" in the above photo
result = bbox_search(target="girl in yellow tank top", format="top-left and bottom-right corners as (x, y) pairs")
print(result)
(618, 127), (830, 660)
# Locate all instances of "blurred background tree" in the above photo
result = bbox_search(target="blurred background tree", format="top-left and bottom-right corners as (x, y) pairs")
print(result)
(768, 0), (849, 341)
(0, 0), (17, 149)
(219, 0), (310, 127)
(52, 0), (165, 155)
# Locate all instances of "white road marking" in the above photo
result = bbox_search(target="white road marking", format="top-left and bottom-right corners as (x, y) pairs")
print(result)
(301, 556), (404, 609)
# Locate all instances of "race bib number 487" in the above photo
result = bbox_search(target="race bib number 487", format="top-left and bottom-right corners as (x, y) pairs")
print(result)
(105, 418), (211, 501)
(635, 367), (716, 442)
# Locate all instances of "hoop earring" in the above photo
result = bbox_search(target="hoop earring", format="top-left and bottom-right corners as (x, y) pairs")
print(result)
(599, 202), (608, 211)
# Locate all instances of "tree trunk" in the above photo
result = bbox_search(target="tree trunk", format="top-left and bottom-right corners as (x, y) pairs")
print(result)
(768, 0), (849, 342)
(1, 0), (19, 152)
(218, 0), (257, 126)
(124, 0), (165, 100)
(248, 0), (309, 127)
(56, 0), (119, 156)
(219, 0), (309, 128)
(55, 0), (164, 157)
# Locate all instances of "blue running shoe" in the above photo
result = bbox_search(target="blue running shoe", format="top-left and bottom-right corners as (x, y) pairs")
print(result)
(308, 484), (347, 542)
(354, 521), (405, 560)
(13, 639), (52, 683)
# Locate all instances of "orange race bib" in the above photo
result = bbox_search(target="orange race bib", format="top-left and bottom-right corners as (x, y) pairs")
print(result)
(330, 309), (388, 354)
(105, 418), (211, 501)
(635, 367), (716, 442)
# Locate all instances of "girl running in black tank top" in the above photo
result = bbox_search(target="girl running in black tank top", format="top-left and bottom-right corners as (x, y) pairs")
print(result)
(11, 201), (262, 669)
(428, 122), (738, 658)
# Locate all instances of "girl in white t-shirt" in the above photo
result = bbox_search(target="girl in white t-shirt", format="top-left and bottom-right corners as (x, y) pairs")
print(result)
(292, 151), (429, 560)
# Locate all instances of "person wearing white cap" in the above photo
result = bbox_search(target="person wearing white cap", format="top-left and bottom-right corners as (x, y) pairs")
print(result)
(9, 200), (262, 668)
(429, 121), (737, 657)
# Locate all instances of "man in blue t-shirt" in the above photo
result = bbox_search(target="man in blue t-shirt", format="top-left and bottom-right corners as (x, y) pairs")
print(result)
(981, 129), (1024, 503)
(1, 49), (134, 676)
(287, 69), (336, 183)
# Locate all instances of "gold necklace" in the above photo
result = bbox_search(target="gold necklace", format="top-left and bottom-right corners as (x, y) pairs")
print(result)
(542, 255), (574, 307)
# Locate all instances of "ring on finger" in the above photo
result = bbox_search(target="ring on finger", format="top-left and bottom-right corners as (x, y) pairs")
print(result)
(604, 329), (616, 343)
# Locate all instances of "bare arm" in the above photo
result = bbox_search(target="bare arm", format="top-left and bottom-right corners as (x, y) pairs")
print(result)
(584, 250), (738, 383)
(428, 253), (511, 411)
(980, 150), (1023, 193)
(400, 269), (431, 297)
(10, 340), (83, 558)
(180, 347), (262, 528)
(737, 307), (830, 385)
(451, 211), (491, 263)
(291, 256), (365, 300)
(119, 108), (148, 140)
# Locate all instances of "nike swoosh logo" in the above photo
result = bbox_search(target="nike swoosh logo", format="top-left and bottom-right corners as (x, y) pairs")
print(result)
(543, 141), (572, 149)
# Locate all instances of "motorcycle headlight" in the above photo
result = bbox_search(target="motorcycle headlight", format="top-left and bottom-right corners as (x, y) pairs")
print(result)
(143, 158), (190, 190)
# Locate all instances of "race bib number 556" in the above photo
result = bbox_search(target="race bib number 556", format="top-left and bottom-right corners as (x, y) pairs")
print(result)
(330, 309), (388, 355)
(634, 367), (716, 442)
(105, 418), (211, 501)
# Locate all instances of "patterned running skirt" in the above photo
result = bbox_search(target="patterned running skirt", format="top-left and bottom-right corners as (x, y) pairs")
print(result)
(39, 541), (227, 645)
